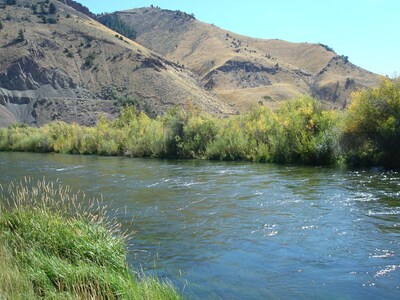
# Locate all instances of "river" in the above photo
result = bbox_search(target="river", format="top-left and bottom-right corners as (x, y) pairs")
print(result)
(0, 152), (399, 299)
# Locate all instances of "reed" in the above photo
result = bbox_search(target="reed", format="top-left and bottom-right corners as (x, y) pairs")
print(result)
(0, 178), (181, 300)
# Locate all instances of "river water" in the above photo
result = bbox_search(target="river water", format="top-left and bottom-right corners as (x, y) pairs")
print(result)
(0, 152), (399, 299)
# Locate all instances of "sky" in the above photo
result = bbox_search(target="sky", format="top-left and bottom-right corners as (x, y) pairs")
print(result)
(79, 0), (400, 76)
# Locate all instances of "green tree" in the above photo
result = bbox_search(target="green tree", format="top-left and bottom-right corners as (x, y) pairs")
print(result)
(0, 21), (3, 31)
(40, 4), (46, 15)
(98, 14), (137, 40)
(16, 29), (25, 43)
(49, 2), (57, 14)
(341, 78), (400, 167)
(6, 0), (16, 5)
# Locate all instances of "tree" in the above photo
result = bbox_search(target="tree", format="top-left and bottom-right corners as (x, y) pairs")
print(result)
(40, 4), (46, 15)
(98, 14), (137, 40)
(6, 0), (16, 5)
(49, 2), (57, 14)
(31, 4), (37, 14)
(17, 29), (25, 42)
(0, 22), (3, 31)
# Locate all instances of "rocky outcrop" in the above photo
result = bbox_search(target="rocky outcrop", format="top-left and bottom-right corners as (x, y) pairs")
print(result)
(204, 60), (274, 90)
(0, 57), (76, 91)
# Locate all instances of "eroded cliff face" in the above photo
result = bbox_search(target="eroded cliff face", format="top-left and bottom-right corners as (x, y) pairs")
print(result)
(0, 55), (113, 126)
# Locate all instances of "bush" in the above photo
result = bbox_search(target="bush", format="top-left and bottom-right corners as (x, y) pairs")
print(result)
(46, 16), (57, 24)
(179, 114), (218, 158)
(84, 52), (96, 68)
(270, 97), (339, 165)
(341, 79), (400, 167)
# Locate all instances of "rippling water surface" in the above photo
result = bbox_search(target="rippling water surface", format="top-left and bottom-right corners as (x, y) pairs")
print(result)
(1, 152), (399, 299)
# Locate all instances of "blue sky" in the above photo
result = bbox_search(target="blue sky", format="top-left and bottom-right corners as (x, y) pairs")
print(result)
(79, 0), (399, 76)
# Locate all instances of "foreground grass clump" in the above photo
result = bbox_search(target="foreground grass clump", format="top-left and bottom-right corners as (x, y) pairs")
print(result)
(0, 179), (180, 300)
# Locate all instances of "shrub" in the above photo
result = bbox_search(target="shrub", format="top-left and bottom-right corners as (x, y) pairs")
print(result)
(47, 16), (58, 24)
(206, 117), (252, 161)
(318, 43), (335, 53)
(341, 79), (400, 167)
(179, 114), (218, 158)
(84, 52), (96, 68)
(270, 97), (339, 165)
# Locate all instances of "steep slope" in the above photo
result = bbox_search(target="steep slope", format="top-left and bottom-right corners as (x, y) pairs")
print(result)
(0, 0), (230, 127)
(110, 7), (381, 111)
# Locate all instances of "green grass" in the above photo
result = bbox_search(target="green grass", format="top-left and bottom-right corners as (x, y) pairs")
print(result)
(0, 179), (181, 300)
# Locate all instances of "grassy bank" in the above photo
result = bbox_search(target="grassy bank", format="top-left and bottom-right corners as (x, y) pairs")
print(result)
(0, 79), (399, 168)
(0, 179), (181, 300)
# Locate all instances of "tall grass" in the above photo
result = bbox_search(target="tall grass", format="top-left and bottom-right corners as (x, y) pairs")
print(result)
(0, 178), (181, 300)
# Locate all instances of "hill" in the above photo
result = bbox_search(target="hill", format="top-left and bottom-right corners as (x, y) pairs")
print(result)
(0, 0), (230, 127)
(109, 7), (381, 111)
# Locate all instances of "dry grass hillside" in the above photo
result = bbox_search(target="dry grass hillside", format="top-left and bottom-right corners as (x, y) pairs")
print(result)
(0, 0), (230, 127)
(114, 7), (381, 111)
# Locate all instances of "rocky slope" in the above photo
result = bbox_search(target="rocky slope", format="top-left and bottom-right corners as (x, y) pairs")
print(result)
(0, 0), (230, 127)
(110, 7), (381, 111)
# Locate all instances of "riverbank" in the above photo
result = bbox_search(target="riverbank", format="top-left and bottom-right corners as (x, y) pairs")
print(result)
(0, 79), (399, 168)
(0, 179), (181, 300)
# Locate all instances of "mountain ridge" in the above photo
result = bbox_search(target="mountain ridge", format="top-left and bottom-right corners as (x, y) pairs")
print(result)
(111, 6), (380, 111)
(0, 1), (382, 127)
(0, 0), (230, 127)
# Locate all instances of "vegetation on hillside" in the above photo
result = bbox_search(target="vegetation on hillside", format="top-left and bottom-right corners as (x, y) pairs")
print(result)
(0, 178), (181, 299)
(0, 79), (398, 168)
(60, 0), (97, 20)
(98, 14), (137, 40)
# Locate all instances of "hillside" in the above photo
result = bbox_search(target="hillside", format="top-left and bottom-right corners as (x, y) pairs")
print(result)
(110, 7), (381, 111)
(0, 0), (230, 127)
